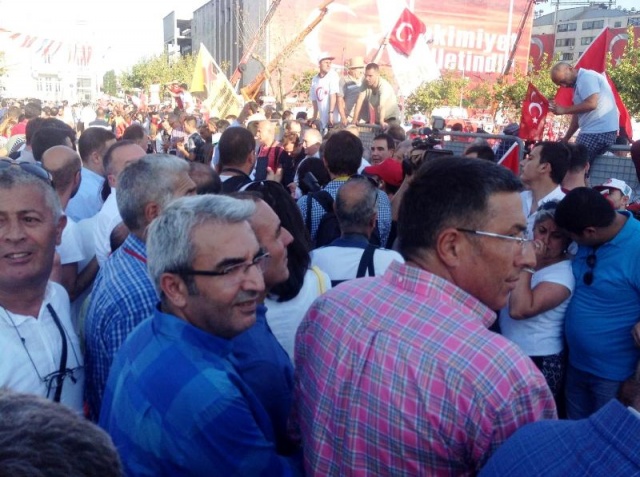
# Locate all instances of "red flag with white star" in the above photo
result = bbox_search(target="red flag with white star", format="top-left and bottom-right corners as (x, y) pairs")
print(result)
(388, 8), (426, 57)
(519, 83), (549, 141)
(498, 142), (520, 176)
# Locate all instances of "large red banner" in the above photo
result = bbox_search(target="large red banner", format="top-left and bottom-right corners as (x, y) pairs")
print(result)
(264, 0), (533, 94)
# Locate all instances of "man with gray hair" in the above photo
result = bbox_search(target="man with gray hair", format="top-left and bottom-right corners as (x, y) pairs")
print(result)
(100, 195), (297, 475)
(85, 154), (196, 421)
(311, 176), (403, 286)
(0, 165), (84, 412)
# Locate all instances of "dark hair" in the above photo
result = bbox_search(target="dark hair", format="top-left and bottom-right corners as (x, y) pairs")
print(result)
(243, 181), (311, 301)
(555, 187), (616, 235)
(0, 389), (123, 476)
(31, 127), (75, 162)
(399, 156), (522, 260)
(121, 123), (146, 142)
(536, 141), (571, 184)
(566, 143), (589, 172)
(297, 158), (331, 195)
(324, 130), (363, 176)
(386, 124), (406, 144)
(218, 127), (255, 167)
(373, 133), (395, 151)
(464, 144), (496, 162)
(24, 102), (42, 120)
(101, 140), (137, 201)
(189, 162), (221, 194)
(365, 62), (380, 72)
(78, 127), (116, 162)
(25, 117), (46, 145)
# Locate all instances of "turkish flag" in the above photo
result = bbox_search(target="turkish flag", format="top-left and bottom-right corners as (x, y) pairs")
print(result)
(388, 8), (426, 57)
(498, 142), (520, 176)
(519, 83), (549, 141)
(554, 27), (633, 140)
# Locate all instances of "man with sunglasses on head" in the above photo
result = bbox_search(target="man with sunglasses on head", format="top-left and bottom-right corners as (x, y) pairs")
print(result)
(555, 187), (640, 420)
(293, 157), (556, 476)
(0, 164), (84, 412)
(100, 195), (298, 476)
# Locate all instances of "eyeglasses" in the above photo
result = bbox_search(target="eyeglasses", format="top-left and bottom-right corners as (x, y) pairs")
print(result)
(0, 159), (53, 184)
(583, 251), (597, 285)
(456, 228), (535, 250)
(175, 250), (270, 281)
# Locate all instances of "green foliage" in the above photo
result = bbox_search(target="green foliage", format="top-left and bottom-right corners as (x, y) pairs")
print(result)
(608, 26), (640, 118)
(102, 70), (117, 96)
(405, 71), (468, 115)
(118, 52), (197, 93)
(0, 51), (6, 78)
(287, 69), (316, 96)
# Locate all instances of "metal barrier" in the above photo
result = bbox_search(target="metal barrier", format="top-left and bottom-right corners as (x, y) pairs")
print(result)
(589, 145), (636, 193)
(355, 124), (383, 154)
(433, 131), (527, 163)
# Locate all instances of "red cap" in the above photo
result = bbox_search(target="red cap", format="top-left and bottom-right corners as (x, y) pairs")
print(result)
(364, 158), (403, 187)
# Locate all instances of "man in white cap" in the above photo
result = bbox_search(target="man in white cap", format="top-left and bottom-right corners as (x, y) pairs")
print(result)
(310, 52), (341, 131)
(593, 178), (632, 211)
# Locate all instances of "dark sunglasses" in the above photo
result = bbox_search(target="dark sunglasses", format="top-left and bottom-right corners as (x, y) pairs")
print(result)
(0, 159), (53, 184)
(583, 251), (597, 285)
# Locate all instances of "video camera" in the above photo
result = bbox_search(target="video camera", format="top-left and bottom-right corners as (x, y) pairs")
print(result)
(402, 116), (453, 177)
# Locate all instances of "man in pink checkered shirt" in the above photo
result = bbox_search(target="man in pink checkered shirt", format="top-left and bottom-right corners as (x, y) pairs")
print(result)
(293, 156), (557, 476)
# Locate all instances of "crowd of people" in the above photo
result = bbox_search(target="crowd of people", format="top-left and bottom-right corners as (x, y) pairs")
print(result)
(1, 58), (640, 476)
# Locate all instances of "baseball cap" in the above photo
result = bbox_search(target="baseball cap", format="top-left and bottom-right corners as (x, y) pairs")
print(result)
(317, 52), (335, 63)
(364, 158), (404, 187)
(594, 178), (632, 197)
(411, 113), (426, 126)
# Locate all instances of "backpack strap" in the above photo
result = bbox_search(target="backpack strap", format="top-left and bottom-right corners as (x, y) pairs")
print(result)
(356, 244), (376, 278)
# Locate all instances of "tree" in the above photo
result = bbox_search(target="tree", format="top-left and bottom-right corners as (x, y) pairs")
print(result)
(608, 26), (640, 118)
(102, 70), (117, 96)
(405, 71), (468, 115)
(118, 52), (197, 94)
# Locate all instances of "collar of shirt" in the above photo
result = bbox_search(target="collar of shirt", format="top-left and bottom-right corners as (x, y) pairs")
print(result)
(384, 261), (497, 328)
(121, 233), (147, 261)
(152, 306), (234, 358)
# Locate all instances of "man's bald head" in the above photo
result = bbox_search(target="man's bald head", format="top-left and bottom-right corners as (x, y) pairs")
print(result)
(551, 62), (577, 88)
(335, 177), (378, 235)
(42, 145), (82, 199)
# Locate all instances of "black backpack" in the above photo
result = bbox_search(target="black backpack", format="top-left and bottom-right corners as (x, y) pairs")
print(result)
(306, 190), (381, 249)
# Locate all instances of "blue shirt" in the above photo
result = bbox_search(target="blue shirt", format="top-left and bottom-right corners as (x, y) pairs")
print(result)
(565, 212), (640, 381)
(66, 167), (105, 221)
(479, 399), (640, 476)
(85, 234), (158, 420)
(232, 305), (295, 454)
(297, 178), (392, 246)
(100, 307), (294, 476)
(574, 68), (618, 134)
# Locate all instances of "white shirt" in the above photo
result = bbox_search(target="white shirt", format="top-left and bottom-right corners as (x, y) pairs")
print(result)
(311, 244), (404, 284)
(0, 282), (84, 412)
(57, 217), (87, 266)
(520, 186), (566, 238)
(310, 70), (340, 129)
(499, 260), (575, 356)
(265, 267), (331, 362)
(94, 189), (122, 267)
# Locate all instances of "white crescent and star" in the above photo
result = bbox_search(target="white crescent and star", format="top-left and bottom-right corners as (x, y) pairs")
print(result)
(395, 22), (414, 43)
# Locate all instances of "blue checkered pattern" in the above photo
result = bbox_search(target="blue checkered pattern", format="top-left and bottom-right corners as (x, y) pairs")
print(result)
(100, 308), (295, 476)
(297, 178), (392, 246)
(84, 234), (158, 421)
(479, 400), (640, 476)
(576, 130), (617, 163)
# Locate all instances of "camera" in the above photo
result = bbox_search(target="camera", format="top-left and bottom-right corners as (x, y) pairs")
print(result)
(402, 119), (453, 176)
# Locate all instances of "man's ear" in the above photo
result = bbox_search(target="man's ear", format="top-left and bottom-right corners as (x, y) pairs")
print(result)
(54, 215), (67, 247)
(160, 273), (189, 309)
(436, 228), (466, 268)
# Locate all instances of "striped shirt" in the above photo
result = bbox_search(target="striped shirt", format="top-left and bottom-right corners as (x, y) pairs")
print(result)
(85, 234), (158, 421)
(293, 261), (557, 476)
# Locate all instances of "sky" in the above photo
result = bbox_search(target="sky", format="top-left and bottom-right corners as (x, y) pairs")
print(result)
(1, 0), (638, 73)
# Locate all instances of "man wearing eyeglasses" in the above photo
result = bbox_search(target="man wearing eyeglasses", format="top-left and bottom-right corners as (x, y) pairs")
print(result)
(293, 157), (556, 475)
(100, 195), (298, 475)
(555, 187), (640, 420)
(0, 166), (84, 412)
